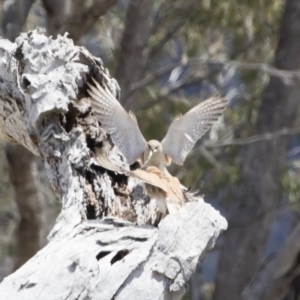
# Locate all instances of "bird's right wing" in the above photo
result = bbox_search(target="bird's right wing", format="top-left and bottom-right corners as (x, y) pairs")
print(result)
(88, 79), (147, 165)
(161, 95), (227, 165)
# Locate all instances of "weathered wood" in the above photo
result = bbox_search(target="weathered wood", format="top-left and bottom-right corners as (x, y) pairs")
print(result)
(0, 201), (226, 300)
(0, 28), (227, 299)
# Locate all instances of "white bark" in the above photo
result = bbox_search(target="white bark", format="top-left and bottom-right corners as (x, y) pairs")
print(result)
(0, 28), (227, 299)
(0, 201), (226, 299)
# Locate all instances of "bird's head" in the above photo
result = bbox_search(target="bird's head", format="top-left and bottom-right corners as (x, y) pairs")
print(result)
(147, 140), (163, 153)
(142, 140), (165, 170)
(146, 140), (171, 167)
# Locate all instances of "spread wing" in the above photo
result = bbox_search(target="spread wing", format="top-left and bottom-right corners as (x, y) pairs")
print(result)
(87, 79), (147, 165)
(161, 95), (227, 165)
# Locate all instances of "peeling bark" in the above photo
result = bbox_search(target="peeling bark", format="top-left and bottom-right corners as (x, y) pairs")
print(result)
(0, 29), (227, 299)
(0, 202), (227, 300)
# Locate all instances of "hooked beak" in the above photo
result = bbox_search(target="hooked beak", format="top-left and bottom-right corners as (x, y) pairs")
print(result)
(149, 145), (158, 153)
(148, 149), (154, 157)
(141, 148), (154, 169)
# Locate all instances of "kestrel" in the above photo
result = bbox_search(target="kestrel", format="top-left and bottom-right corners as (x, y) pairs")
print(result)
(92, 148), (181, 216)
(131, 166), (185, 217)
(87, 79), (227, 172)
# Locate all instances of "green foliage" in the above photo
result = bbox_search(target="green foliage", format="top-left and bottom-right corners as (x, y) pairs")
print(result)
(282, 164), (300, 209)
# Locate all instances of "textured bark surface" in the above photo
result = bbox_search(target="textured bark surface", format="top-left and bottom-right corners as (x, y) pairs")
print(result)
(213, 1), (300, 299)
(0, 201), (226, 300)
(0, 29), (227, 299)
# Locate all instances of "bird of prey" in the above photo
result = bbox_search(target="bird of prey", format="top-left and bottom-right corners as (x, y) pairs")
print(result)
(87, 79), (227, 173)
(88, 79), (226, 217)
(93, 148), (183, 217)
(131, 166), (185, 217)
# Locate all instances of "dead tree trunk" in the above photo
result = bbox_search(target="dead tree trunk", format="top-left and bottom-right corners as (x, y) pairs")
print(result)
(0, 29), (227, 299)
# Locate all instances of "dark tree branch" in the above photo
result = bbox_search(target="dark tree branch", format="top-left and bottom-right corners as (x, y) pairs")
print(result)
(1, 0), (53, 273)
(204, 127), (300, 148)
(5, 145), (41, 270)
(115, 0), (155, 109)
(42, 0), (117, 44)
(1, 0), (36, 41)
(148, 1), (196, 61)
(131, 57), (300, 96)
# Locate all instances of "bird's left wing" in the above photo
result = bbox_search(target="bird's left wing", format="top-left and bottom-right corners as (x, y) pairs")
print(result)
(161, 95), (227, 165)
(88, 79), (147, 165)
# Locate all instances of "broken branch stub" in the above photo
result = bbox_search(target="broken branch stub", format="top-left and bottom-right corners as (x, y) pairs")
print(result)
(0, 28), (227, 299)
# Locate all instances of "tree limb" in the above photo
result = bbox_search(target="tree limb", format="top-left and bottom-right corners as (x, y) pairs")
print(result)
(115, 0), (155, 109)
(131, 57), (300, 95)
(204, 127), (300, 148)
(1, 0), (56, 271)
(6, 144), (42, 270)
(1, 0), (36, 41)
(42, 0), (117, 44)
